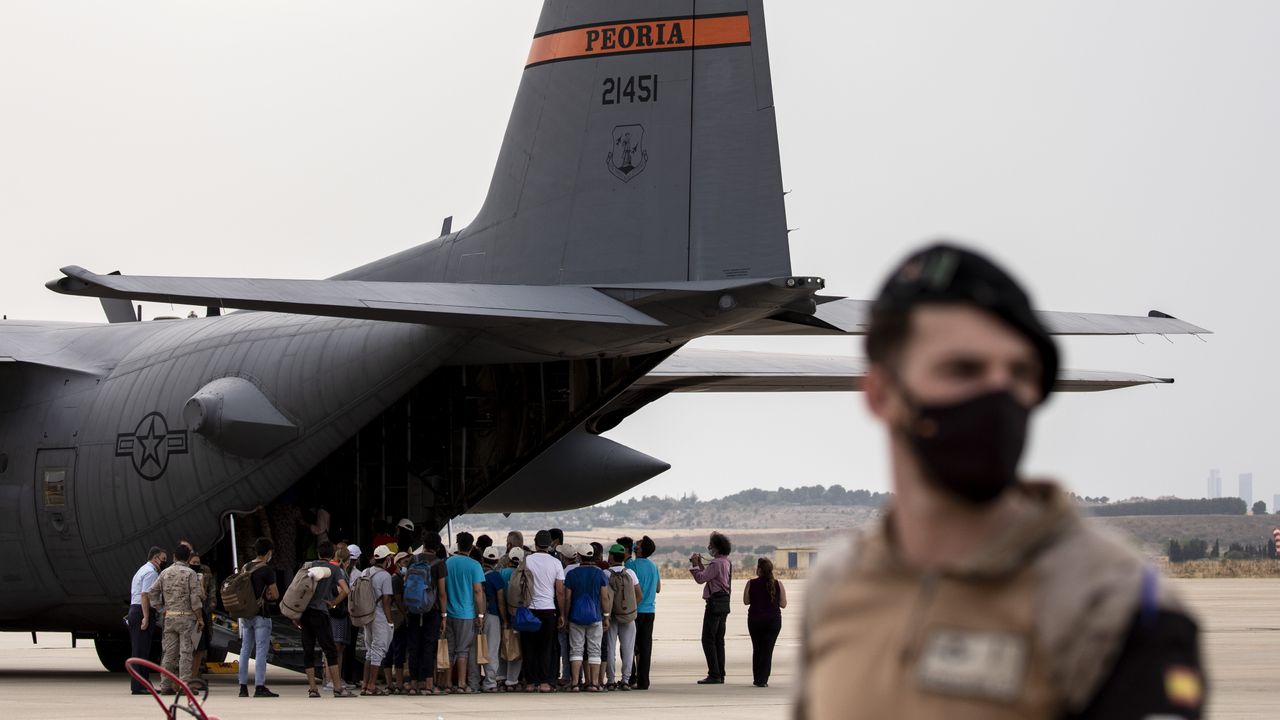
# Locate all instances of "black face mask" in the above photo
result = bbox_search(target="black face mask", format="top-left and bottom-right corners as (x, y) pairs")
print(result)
(898, 387), (1031, 505)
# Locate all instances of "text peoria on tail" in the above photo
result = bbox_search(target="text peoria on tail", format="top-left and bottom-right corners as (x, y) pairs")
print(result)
(0, 0), (1207, 669)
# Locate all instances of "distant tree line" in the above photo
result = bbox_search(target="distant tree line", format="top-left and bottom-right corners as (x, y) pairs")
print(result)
(462, 484), (891, 530)
(1169, 537), (1278, 562)
(1084, 497), (1248, 517)
(718, 485), (891, 508)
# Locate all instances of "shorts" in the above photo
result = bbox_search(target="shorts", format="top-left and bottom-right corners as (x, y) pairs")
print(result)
(569, 622), (603, 663)
(446, 617), (475, 662)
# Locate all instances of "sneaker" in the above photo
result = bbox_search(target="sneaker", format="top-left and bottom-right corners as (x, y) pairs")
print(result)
(239, 685), (249, 698)
(323, 680), (334, 690)
(255, 686), (279, 698)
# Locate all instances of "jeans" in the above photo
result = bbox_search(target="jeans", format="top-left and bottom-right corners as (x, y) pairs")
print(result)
(748, 616), (782, 685)
(633, 613), (655, 688)
(128, 604), (154, 692)
(603, 619), (636, 683)
(405, 610), (440, 683)
(238, 615), (272, 687)
(701, 594), (730, 680)
(519, 609), (560, 685)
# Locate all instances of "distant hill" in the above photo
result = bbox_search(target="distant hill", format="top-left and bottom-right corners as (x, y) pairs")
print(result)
(460, 484), (889, 533)
(458, 485), (1280, 565)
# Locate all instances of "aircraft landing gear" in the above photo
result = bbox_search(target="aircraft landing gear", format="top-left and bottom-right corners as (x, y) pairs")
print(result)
(94, 636), (131, 673)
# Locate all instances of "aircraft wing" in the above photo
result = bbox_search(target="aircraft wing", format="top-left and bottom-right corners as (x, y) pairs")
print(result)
(45, 266), (663, 327)
(635, 348), (1172, 393)
(719, 298), (1210, 337)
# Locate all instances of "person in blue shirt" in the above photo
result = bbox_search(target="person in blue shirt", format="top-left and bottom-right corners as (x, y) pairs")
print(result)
(128, 546), (167, 694)
(626, 535), (661, 690)
(468, 546), (508, 692)
(444, 532), (487, 693)
(565, 544), (612, 692)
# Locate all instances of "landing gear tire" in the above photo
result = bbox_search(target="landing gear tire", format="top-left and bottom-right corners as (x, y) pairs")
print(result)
(94, 637), (131, 673)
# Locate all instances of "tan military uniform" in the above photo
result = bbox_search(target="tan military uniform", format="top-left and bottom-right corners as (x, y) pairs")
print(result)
(796, 482), (1191, 719)
(147, 561), (203, 691)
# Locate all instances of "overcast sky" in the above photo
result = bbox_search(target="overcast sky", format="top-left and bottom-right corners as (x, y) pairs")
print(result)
(2, 2), (1276, 505)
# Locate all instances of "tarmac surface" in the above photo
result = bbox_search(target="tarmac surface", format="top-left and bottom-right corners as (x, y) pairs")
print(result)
(0, 578), (1275, 719)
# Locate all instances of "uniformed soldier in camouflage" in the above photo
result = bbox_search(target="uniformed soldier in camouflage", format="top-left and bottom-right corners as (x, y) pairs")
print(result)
(796, 244), (1206, 720)
(142, 543), (204, 693)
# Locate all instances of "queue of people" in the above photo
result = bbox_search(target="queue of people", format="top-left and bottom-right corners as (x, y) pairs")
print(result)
(125, 524), (791, 699)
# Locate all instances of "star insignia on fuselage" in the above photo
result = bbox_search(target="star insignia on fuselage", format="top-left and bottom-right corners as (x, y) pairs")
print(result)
(116, 412), (189, 481)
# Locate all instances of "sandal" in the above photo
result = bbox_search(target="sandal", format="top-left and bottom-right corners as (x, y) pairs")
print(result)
(587, 684), (602, 693)
(308, 688), (321, 698)
(569, 685), (581, 693)
(333, 688), (356, 698)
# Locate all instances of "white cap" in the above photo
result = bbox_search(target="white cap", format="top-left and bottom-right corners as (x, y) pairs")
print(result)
(397, 518), (415, 531)
(482, 546), (502, 561)
(508, 547), (525, 563)
(411, 546), (425, 556)
(347, 544), (362, 560)
(372, 544), (393, 561)
(578, 543), (595, 559)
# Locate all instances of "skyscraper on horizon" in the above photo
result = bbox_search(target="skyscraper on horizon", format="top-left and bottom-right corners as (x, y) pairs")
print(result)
(1239, 472), (1254, 507)
(1208, 469), (1222, 499)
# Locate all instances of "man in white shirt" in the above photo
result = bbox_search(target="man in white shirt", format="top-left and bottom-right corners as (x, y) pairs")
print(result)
(520, 530), (567, 693)
(361, 545), (397, 695)
(128, 546), (166, 694)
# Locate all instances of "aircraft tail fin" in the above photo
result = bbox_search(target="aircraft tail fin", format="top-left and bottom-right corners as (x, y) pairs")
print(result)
(455, 0), (790, 286)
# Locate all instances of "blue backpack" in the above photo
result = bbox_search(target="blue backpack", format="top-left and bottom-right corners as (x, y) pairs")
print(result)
(512, 606), (542, 633)
(403, 558), (437, 614)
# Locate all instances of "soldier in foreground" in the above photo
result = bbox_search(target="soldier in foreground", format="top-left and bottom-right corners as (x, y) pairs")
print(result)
(797, 244), (1205, 719)
(141, 543), (204, 694)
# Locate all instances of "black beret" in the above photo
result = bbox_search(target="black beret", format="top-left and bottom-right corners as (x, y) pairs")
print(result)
(872, 242), (1059, 402)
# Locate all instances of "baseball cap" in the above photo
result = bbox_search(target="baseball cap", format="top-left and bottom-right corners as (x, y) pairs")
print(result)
(578, 543), (595, 559)
(608, 543), (626, 555)
(870, 242), (1059, 402)
(397, 518), (415, 531)
(372, 545), (393, 561)
(393, 552), (410, 565)
(482, 546), (502, 561)
(347, 544), (362, 561)
(534, 530), (552, 549)
(508, 547), (526, 563)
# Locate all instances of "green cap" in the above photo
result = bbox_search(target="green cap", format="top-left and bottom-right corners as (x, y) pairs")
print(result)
(608, 543), (626, 554)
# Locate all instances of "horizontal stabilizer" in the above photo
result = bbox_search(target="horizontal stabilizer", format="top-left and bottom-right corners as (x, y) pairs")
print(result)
(468, 429), (670, 513)
(637, 348), (1173, 393)
(718, 298), (1210, 337)
(46, 267), (663, 328)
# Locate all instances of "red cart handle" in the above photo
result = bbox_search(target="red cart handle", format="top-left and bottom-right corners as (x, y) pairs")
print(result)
(124, 657), (220, 720)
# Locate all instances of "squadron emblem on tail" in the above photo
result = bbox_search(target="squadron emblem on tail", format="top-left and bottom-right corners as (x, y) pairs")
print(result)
(608, 124), (648, 182)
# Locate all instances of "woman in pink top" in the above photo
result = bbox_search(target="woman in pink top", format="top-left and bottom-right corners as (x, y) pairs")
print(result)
(689, 531), (733, 684)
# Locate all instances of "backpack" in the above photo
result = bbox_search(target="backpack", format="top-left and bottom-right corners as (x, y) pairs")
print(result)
(348, 569), (378, 627)
(220, 561), (265, 619)
(403, 558), (438, 615)
(280, 563), (327, 621)
(512, 606), (542, 633)
(508, 564), (534, 609)
(608, 568), (637, 623)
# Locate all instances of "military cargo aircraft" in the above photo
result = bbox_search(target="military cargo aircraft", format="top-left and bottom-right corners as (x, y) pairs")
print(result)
(0, 0), (1207, 671)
